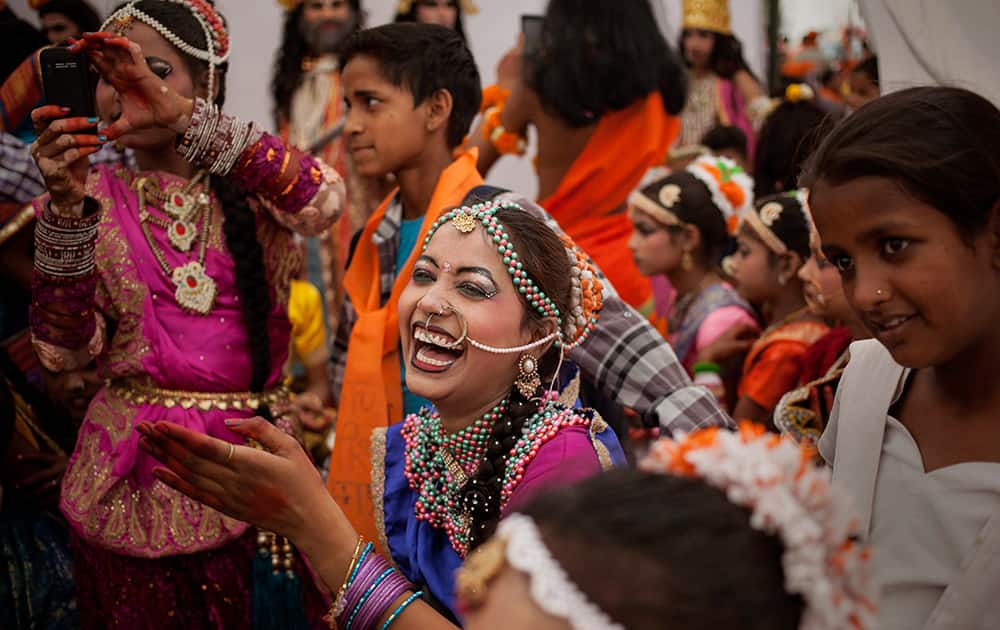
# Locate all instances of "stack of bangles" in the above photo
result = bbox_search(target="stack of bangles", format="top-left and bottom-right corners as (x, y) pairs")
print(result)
(480, 85), (526, 156)
(325, 540), (422, 630)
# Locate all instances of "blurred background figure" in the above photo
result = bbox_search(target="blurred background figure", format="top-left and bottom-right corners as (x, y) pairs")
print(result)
(393, 0), (475, 42)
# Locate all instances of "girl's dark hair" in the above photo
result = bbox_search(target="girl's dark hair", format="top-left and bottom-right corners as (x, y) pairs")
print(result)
(754, 100), (832, 198)
(459, 206), (573, 550)
(701, 124), (747, 159)
(38, 0), (102, 35)
(340, 23), (481, 148)
(801, 86), (1000, 240)
(852, 55), (879, 86)
(271, 1), (362, 129)
(529, 0), (687, 127)
(520, 470), (803, 629)
(753, 194), (811, 260)
(679, 28), (754, 80)
(635, 171), (730, 267)
(394, 0), (466, 42)
(137, 1), (273, 400)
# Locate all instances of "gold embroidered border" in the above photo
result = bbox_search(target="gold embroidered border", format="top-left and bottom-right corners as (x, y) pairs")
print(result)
(588, 413), (614, 471)
(369, 426), (392, 561)
(0, 205), (34, 247)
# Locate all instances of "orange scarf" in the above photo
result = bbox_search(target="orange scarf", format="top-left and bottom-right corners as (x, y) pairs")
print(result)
(539, 92), (679, 309)
(328, 150), (484, 545)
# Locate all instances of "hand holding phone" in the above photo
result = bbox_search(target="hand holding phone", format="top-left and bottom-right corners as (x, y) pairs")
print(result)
(40, 46), (96, 119)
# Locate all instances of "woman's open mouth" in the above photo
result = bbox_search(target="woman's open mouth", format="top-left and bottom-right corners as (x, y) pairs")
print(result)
(410, 323), (466, 373)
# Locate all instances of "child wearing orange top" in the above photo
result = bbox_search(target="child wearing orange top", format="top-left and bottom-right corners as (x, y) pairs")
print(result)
(697, 192), (828, 425)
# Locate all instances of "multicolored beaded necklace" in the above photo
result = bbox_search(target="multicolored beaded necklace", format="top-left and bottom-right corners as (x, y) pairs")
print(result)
(402, 400), (594, 557)
(402, 402), (506, 556)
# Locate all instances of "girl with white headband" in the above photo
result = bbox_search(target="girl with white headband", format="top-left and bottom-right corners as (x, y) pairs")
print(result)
(27, 0), (345, 626)
(139, 201), (627, 628)
(458, 423), (877, 630)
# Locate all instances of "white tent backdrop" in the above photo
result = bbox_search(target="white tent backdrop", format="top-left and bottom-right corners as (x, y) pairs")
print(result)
(6, 0), (775, 194)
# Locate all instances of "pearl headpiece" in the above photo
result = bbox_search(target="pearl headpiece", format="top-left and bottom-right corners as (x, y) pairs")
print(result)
(101, 0), (231, 98)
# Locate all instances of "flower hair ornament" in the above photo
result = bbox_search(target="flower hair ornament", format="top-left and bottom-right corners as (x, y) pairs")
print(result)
(742, 190), (812, 256)
(640, 423), (878, 630)
(101, 0), (231, 98)
(687, 154), (754, 234)
(456, 513), (625, 630)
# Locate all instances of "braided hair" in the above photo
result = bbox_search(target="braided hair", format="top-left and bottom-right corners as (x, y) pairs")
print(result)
(137, 2), (274, 404)
(457, 207), (573, 550)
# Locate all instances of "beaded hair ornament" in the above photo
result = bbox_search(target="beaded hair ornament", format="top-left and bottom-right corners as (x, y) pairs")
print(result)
(420, 200), (603, 360)
(641, 422), (878, 630)
(456, 513), (625, 630)
(101, 0), (231, 98)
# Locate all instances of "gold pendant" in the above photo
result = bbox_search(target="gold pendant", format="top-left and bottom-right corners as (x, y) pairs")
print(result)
(171, 261), (217, 315)
(164, 189), (195, 221)
(167, 219), (197, 252)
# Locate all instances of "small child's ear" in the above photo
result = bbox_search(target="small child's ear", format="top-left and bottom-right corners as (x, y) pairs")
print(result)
(425, 88), (454, 134)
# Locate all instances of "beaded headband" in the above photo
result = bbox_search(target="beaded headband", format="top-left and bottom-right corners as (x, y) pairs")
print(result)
(641, 423), (877, 630)
(101, 0), (230, 98)
(455, 513), (625, 630)
(421, 201), (603, 354)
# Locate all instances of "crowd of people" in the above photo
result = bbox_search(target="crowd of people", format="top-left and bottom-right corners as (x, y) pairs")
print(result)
(1, 0), (997, 629)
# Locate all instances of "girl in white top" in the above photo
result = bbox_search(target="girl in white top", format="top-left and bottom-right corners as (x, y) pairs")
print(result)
(802, 86), (1000, 630)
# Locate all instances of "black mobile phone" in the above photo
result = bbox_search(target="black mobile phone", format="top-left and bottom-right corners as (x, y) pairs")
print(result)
(39, 46), (96, 119)
(521, 15), (544, 70)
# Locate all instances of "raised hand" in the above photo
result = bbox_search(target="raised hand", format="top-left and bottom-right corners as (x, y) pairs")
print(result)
(69, 32), (192, 141)
(29, 105), (104, 214)
(136, 416), (336, 541)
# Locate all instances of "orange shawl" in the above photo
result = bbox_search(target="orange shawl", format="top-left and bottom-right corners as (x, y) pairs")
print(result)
(738, 320), (830, 411)
(539, 92), (679, 309)
(328, 150), (484, 545)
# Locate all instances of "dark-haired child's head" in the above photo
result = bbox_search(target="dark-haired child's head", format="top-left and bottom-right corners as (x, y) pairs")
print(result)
(702, 125), (748, 171)
(628, 171), (731, 277)
(39, 0), (102, 45)
(802, 86), (1000, 368)
(531, 0), (687, 126)
(754, 99), (831, 198)
(731, 194), (811, 307)
(847, 56), (879, 109)
(461, 470), (803, 630)
(339, 23), (481, 176)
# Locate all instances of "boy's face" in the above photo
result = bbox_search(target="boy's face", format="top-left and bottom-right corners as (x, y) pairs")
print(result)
(342, 55), (433, 178)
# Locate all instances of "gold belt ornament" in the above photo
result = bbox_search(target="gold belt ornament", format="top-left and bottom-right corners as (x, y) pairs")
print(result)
(109, 379), (290, 412)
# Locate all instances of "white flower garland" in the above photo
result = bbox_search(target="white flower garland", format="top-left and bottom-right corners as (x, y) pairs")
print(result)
(498, 514), (625, 630)
(686, 154), (755, 226)
(641, 427), (878, 630)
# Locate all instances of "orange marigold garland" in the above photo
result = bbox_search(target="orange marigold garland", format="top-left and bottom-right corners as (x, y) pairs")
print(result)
(641, 422), (878, 630)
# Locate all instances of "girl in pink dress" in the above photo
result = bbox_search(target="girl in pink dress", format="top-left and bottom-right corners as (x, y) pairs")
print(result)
(28, 1), (344, 626)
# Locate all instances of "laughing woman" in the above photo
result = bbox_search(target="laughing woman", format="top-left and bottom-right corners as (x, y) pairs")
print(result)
(139, 201), (625, 628)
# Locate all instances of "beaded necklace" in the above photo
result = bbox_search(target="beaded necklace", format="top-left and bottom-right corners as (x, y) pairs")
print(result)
(402, 399), (595, 557)
(402, 401), (506, 556)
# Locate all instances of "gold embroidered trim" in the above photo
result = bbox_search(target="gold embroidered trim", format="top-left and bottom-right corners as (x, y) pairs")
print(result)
(0, 205), (35, 247)
(369, 426), (392, 561)
(558, 373), (581, 408)
(588, 413), (614, 471)
(108, 378), (290, 411)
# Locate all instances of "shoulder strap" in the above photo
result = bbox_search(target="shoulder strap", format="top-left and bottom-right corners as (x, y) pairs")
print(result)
(829, 340), (906, 537)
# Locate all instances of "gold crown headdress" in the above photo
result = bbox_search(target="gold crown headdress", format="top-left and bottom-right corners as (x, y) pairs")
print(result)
(682, 0), (731, 36)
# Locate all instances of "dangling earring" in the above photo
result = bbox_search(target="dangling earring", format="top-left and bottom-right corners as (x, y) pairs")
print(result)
(514, 353), (541, 399)
(681, 250), (694, 272)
